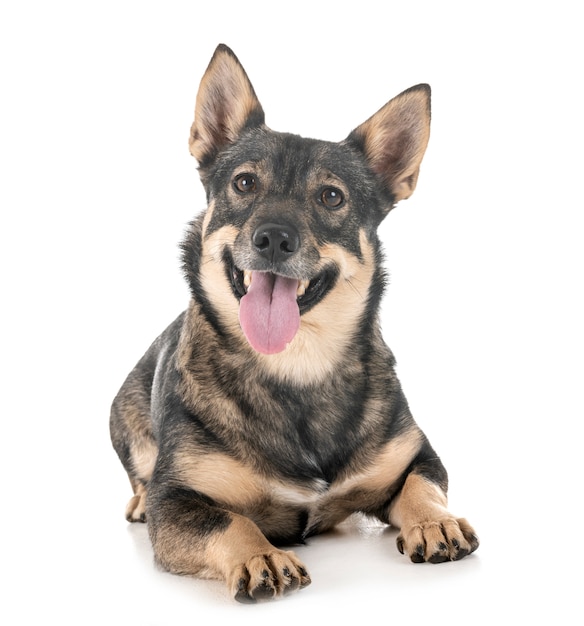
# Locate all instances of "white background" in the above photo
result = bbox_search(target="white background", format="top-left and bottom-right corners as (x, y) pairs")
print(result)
(1, 1), (582, 624)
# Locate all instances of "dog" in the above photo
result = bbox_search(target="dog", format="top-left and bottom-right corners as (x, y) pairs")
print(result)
(110, 43), (479, 603)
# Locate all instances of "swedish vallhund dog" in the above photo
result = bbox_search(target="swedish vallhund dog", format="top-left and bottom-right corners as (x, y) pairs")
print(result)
(110, 43), (479, 603)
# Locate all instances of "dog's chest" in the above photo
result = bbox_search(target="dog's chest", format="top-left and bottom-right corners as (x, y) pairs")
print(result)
(177, 451), (392, 538)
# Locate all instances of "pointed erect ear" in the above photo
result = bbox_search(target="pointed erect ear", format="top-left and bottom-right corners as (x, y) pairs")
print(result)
(346, 84), (431, 206)
(189, 44), (265, 167)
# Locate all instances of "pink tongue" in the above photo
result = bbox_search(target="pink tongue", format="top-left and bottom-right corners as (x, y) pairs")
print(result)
(239, 272), (300, 355)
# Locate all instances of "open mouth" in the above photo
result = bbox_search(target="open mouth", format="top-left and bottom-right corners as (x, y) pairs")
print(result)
(225, 250), (338, 315)
(222, 249), (338, 355)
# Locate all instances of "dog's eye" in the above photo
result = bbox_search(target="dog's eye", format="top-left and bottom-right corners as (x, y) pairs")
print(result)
(233, 173), (257, 193)
(320, 187), (345, 209)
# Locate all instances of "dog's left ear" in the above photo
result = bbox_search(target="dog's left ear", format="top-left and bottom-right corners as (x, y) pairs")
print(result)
(346, 84), (431, 207)
(189, 44), (265, 168)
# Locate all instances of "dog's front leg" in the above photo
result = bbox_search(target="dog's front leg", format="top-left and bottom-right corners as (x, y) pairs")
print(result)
(388, 470), (479, 563)
(146, 485), (311, 602)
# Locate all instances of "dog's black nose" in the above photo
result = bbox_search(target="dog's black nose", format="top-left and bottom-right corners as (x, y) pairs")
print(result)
(252, 222), (300, 263)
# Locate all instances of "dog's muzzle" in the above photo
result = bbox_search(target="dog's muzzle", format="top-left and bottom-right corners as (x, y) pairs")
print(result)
(223, 223), (339, 355)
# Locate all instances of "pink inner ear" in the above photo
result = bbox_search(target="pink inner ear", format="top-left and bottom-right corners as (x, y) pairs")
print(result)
(348, 85), (431, 203)
(189, 45), (265, 165)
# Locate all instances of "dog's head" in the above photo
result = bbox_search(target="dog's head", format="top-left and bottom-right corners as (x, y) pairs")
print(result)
(182, 45), (430, 378)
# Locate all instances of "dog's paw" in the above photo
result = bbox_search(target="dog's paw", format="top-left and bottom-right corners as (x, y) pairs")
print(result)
(125, 494), (147, 522)
(396, 517), (479, 563)
(230, 550), (311, 603)
(125, 485), (147, 523)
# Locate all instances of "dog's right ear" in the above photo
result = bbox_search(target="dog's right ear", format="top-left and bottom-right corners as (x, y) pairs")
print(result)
(189, 44), (265, 168)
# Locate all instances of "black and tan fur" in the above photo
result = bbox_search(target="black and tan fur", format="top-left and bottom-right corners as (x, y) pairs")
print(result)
(110, 44), (479, 603)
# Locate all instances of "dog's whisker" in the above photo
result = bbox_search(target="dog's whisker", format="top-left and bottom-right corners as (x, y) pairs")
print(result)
(345, 278), (366, 299)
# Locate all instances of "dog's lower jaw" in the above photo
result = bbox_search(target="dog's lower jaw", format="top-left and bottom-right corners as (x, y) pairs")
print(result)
(217, 261), (369, 383)
(250, 316), (362, 386)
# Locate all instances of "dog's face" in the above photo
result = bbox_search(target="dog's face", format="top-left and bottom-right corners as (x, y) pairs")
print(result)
(199, 130), (384, 358)
(183, 45), (430, 376)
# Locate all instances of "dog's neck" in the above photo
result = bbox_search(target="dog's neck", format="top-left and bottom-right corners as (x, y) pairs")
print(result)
(178, 296), (382, 387)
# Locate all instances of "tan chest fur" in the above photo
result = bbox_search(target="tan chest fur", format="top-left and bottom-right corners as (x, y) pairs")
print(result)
(174, 427), (422, 533)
